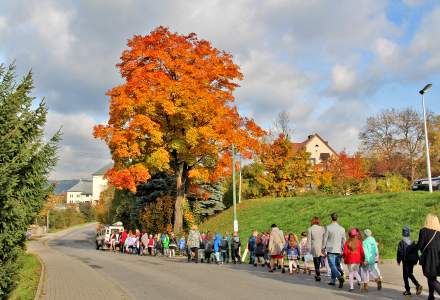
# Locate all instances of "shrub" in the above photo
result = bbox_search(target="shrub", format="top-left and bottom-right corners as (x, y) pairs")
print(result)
(49, 207), (85, 230)
(376, 173), (409, 193)
(78, 202), (96, 222)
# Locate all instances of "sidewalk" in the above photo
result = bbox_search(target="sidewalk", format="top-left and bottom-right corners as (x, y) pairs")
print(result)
(28, 224), (129, 300)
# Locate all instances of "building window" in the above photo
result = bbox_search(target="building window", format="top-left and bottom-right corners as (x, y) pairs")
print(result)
(309, 158), (316, 166)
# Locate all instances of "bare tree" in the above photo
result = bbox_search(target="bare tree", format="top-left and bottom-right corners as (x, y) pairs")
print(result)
(359, 109), (399, 161)
(274, 110), (293, 139)
(395, 108), (424, 182)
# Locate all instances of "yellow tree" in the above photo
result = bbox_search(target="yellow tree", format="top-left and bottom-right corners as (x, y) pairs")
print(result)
(94, 27), (264, 231)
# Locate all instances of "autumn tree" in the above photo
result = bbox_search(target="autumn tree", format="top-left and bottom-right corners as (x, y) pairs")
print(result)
(94, 27), (264, 232)
(259, 134), (311, 197)
(359, 108), (425, 180)
(319, 152), (367, 195)
(428, 115), (440, 176)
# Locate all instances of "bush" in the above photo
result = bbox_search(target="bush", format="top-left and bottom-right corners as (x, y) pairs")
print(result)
(78, 202), (96, 222)
(49, 207), (85, 230)
(376, 173), (409, 193)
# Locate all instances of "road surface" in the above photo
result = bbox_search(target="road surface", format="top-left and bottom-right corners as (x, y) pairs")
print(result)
(30, 224), (425, 299)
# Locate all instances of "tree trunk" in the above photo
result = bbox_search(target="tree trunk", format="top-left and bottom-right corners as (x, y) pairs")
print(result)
(173, 164), (185, 233)
(410, 157), (415, 183)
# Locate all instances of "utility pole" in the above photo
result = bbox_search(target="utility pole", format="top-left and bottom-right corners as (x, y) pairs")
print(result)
(46, 209), (50, 233)
(232, 144), (238, 232)
(238, 155), (242, 204)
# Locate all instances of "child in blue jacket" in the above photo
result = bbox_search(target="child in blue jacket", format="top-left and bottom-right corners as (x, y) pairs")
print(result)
(285, 233), (300, 275)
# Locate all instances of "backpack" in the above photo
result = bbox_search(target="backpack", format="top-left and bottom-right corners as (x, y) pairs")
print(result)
(221, 239), (228, 250)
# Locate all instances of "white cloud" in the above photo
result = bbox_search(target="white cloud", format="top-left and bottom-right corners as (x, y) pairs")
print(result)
(27, 0), (76, 62)
(329, 65), (357, 94)
(236, 50), (313, 125)
(374, 38), (400, 62)
(45, 111), (111, 179)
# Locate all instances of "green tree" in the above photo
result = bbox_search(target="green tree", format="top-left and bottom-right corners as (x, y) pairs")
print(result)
(0, 63), (60, 298)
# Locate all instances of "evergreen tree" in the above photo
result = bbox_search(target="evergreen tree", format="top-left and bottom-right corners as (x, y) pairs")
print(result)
(0, 63), (60, 298)
(187, 182), (225, 221)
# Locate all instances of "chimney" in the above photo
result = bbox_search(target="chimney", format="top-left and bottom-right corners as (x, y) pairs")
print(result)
(307, 135), (313, 140)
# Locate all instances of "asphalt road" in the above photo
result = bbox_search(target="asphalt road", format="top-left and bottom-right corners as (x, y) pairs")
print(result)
(44, 224), (421, 300)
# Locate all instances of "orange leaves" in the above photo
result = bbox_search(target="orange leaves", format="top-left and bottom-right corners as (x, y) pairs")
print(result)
(94, 26), (265, 194)
(326, 151), (367, 180)
(188, 168), (210, 181)
(106, 164), (150, 193)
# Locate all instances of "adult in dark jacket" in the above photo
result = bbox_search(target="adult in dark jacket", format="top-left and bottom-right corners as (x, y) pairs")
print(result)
(397, 226), (422, 296)
(418, 213), (440, 300)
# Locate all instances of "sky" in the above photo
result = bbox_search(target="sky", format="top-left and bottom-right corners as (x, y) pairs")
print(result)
(1, 0), (440, 180)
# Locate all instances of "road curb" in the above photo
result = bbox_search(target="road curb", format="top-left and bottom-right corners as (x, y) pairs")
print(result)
(29, 251), (46, 300)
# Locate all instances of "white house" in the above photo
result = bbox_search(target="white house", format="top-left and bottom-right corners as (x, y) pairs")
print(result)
(66, 180), (93, 204)
(92, 163), (113, 201)
(292, 133), (338, 165)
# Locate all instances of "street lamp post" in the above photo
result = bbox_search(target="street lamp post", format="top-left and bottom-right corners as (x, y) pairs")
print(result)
(232, 144), (238, 232)
(419, 83), (433, 193)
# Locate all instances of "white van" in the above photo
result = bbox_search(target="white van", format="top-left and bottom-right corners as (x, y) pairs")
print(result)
(96, 222), (124, 250)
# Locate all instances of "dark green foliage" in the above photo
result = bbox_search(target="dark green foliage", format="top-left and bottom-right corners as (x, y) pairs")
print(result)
(187, 182), (225, 221)
(111, 189), (137, 229)
(0, 63), (59, 299)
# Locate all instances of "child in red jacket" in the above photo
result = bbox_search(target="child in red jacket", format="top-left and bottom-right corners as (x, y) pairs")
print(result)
(343, 228), (365, 292)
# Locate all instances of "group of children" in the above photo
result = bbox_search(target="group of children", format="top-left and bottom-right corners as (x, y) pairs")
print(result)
(107, 224), (423, 297)
(111, 230), (185, 257)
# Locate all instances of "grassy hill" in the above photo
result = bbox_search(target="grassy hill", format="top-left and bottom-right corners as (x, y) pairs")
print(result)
(200, 192), (440, 259)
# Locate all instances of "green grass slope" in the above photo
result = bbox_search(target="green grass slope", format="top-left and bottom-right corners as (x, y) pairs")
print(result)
(200, 192), (440, 259)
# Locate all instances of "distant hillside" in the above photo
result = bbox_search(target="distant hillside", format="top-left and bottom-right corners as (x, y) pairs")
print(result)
(200, 192), (440, 258)
(49, 180), (79, 195)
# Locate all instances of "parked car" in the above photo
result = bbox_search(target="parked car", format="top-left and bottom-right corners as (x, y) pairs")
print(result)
(412, 177), (440, 191)
(96, 222), (124, 250)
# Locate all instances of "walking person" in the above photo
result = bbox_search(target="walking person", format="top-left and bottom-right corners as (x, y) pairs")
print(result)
(205, 233), (214, 263)
(343, 228), (364, 292)
(162, 233), (170, 257)
(285, 233), (300, 275)
(361, 229), (382, 292)
(119, 229), (127, 253)
(187, 225), (201, 263)
(254, 234), (266, 267)
(178, 235), (186, 256)
(220, 234), (229, 264)
(231, 231), (242, 264)
(323, 213), (346, 288)
(248, 231), (257, 265)
(169, 233), (177, 257)
(269, 224), (285, 273)
(140, 231), (148, 255)
(418, 213), (440, 300)
(213, 233), (222, 264)
(147, 234), (155, 255)
(308, 216), (325, 281)
(397, 226), (423, 296)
